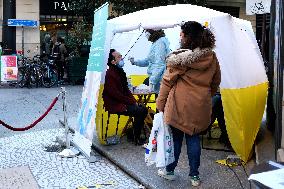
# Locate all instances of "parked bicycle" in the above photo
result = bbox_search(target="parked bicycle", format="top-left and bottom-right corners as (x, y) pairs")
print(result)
(41, 56), (58, 88)
(17, 56), (40, 88)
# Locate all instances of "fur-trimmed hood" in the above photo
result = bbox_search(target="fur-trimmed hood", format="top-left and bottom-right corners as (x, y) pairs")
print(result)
(166, 47), (214, 70)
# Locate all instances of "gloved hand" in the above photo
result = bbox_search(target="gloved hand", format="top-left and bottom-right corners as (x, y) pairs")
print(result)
(128, 56), (135, 65)
(149, 83), (155, 92)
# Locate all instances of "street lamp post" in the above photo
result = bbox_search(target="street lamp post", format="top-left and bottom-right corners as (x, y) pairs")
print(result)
(2, 0), (16, 54)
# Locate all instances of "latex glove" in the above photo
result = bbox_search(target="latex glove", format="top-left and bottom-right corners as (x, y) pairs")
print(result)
(149, 83), (155, 92)
(128, 56), (135, 65)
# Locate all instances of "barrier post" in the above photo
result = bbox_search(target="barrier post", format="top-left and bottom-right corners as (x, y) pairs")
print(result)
(62, 87), (70, 148)
(58, 87), (79, 158)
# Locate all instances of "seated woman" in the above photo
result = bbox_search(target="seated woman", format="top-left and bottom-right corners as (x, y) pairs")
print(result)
(102, 49), (148, 145)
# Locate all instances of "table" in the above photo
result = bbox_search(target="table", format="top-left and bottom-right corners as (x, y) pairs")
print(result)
(121, 90), (157, 136)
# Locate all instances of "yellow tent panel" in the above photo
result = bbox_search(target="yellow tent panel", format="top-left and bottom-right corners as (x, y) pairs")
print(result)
(221, 82), (268, 162)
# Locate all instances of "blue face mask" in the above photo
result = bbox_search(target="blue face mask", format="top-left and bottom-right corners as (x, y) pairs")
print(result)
(117, 60), (125, 68)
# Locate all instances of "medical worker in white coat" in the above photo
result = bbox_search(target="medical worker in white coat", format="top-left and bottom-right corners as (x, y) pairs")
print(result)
(129, 29), (170, 93)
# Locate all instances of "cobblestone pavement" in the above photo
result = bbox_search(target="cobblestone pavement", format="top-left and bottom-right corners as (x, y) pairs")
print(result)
(0, 86), (141, 189)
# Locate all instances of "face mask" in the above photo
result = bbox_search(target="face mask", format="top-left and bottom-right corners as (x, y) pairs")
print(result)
(117, 59), (125, 68)
(145, 32), (151, 40)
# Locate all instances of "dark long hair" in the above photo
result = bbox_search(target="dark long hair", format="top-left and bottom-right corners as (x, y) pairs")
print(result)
(147, 29), (165, 42)
(181, 21), (215, 50)
(107, 49), (128, 92)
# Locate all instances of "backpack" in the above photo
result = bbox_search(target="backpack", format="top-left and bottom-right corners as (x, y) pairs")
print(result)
(53, 44), (61, 59)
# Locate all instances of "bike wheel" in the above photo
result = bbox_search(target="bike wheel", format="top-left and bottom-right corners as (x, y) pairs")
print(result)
(29, 71), (38, 88)
(17, 68), (27, 88)
(42, 69), (58, 88)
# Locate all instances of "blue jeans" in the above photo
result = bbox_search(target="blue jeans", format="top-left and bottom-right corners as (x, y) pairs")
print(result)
(166, 126), (201, 176)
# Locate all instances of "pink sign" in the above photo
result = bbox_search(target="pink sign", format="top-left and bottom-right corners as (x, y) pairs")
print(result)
(1, 55), (18, 81)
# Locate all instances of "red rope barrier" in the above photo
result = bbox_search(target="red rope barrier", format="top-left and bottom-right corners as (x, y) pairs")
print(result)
(0, 96), (59, 131)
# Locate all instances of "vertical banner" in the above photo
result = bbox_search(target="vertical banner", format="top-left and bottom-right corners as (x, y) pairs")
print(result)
(1, 55), (18, 81)
(73, 3), (109, 158)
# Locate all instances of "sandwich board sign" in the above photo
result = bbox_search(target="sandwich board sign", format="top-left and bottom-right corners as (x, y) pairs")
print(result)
(1, 55), (18, 81)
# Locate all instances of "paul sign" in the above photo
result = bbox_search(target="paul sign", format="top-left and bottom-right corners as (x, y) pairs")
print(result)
(54, 1), (70, 11)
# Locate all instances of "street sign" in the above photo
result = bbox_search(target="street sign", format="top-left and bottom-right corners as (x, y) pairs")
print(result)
(246, 0), (271, 15)
(7, 19), (37, 27)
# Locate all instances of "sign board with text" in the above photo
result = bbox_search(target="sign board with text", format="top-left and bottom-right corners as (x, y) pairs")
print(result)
(8, 19), (37, 27)
(73, 3), (109, 158)
(246, 0), (271, 15)
(1, 56), (18, 81)
(40, 0), (74, 15)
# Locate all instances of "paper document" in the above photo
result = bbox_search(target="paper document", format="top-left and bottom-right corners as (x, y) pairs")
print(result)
(248, 168), (284, 189)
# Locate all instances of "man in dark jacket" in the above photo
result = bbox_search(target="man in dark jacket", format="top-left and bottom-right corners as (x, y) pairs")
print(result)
(52, 37), (67, 82)
(103, 49), (148, 145)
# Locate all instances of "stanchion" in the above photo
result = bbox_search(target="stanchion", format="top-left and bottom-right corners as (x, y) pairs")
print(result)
(58, 87), (79, 158)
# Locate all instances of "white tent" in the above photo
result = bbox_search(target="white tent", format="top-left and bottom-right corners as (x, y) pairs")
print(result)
(96, 4), (268, 162)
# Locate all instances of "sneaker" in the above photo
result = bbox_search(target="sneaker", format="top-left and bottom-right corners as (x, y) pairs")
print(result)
(190, 175), (201, 187)
(142, 143), (148, 149)
(158, 168), (176, 181)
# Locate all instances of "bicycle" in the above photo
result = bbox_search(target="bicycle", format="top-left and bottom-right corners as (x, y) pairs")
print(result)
(41, 56), (58, 88)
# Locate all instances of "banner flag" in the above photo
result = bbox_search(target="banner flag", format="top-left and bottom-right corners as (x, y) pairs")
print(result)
(73, 3), (109, 158)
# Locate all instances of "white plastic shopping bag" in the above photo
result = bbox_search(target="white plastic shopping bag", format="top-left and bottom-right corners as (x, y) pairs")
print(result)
(145, 113), (160, 166)
(145, 112), (175, 167)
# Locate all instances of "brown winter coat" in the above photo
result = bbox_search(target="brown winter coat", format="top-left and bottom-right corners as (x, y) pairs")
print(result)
(156, 48), (221, 135)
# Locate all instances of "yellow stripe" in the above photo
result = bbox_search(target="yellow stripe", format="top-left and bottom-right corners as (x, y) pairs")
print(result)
(221, 82), (268, 162)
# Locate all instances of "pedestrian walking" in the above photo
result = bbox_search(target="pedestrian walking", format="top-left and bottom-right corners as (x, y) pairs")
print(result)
(156, 21), (221, 187)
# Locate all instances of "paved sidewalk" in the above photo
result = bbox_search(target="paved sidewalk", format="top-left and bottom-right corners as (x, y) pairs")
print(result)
(0, 87), (142, 189)
(0, 128), (141, 189)
(0, 86), (82, 138)
(92, 136), (252, 189)
(0, 86), (255, 189)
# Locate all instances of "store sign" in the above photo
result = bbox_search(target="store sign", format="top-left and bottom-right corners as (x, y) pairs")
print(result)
(54, 1), (70, 11)
(1, 56), (18, 81)
(8, 19), (37, 27)
(246, 0), (271, 15)
(40, 0), (74, 15)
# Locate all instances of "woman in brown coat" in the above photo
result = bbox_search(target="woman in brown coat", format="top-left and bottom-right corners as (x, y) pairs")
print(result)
(156, 21), (221, 187)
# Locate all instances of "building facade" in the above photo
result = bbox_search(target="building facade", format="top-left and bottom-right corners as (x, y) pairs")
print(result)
(16, 0), (40, 56)
(0, 0), (257, 57)
(0, 0), (82, 56)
